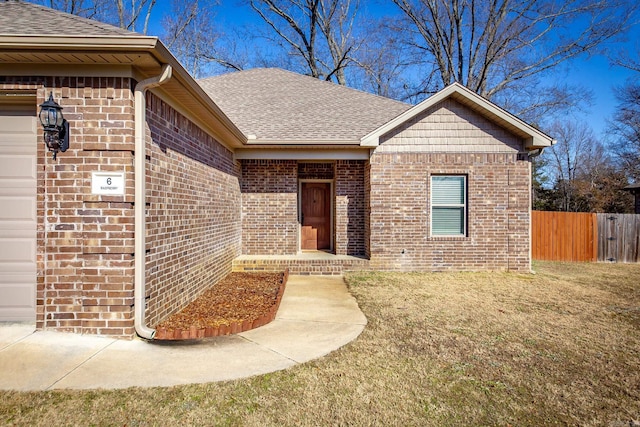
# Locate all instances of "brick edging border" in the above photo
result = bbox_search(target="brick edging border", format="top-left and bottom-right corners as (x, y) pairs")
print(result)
(153, 269), (289, 340)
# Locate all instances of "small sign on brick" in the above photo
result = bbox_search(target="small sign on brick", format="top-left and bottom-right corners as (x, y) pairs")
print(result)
(91, 171), (125, 195)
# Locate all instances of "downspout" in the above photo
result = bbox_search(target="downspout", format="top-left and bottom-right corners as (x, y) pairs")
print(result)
(526, 141), (554, 272)
(528, 138), (557, 158)
(134, 64), (172, 339)
(527, 148), (545, 158)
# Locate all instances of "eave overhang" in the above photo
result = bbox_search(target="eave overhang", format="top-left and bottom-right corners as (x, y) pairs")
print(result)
(361, 82), (556, 150)
(234, 146), (370, 160)
(244, 137), (361, 146)
(0, 34), (247, 149)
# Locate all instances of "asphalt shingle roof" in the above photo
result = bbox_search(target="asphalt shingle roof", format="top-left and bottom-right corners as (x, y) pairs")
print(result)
(198, 68), (411, 142)
(0, 1), (137, 36)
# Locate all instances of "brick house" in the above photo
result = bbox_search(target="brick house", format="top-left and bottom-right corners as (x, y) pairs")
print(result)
(0, 2), (554, 339)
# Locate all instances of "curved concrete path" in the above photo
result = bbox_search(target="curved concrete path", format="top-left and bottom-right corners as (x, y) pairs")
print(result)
(0, 275), (366, 391)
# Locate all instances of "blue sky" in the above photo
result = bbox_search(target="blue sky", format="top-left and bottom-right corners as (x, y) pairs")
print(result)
(148, 0), (639, 140)
(564, 52), (638, 136)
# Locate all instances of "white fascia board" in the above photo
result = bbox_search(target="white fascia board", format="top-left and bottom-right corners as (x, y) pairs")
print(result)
(361, 82), (554, 149)
(234, 148), (370, 160)
(0, 34), (159, 50)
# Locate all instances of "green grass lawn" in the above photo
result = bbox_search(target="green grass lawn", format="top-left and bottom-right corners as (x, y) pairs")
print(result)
(1, 262), (639, 426)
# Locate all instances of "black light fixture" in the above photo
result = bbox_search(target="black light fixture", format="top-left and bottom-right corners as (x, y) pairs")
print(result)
(39, 92), (69, 160)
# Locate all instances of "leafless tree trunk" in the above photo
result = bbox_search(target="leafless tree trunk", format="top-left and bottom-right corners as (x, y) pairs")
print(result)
(249, 0), (360, 84)
(609, 81), (640, 183)
(545, 120), (623, 211)
(45, 0), (102, 18)
(392, 0), (637, 101)
(161, 0), (244, 77)
(115, 0), (156, 34)
(347, 22), (431, 101)
(41, 0), (157, 34)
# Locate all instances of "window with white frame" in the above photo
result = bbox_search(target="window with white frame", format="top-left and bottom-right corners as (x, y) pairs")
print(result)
(431, 175), (467, 236)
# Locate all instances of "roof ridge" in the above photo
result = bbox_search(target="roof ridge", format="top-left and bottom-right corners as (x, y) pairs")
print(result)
(200, 67), (410, 108)
(268, 68), (411, 107)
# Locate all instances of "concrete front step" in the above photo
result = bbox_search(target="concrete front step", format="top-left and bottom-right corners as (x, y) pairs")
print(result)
(233, 254), (370, 275)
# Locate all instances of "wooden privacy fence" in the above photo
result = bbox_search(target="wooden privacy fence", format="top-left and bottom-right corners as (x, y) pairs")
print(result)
(532, 211), (597, 262)
(532, 211), (640, 263)
(598, 213), (640, 263)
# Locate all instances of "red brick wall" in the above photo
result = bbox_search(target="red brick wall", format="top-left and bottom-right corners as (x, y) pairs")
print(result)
(364, 160), (371, 259)
(1, 77), (243, 338)
(298, 162), (334, 180)
(241, 160), (298, 255)
(240, 160), (367, 256)
(335, 160), (366, 256)
(144, 93), (242, 327)
(368, 153), (530, 271)
(1, 76), (137, 337)
(368, 98), (532, 272)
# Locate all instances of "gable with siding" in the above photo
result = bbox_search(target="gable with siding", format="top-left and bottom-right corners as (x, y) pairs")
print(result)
(378, 98), (524, 153)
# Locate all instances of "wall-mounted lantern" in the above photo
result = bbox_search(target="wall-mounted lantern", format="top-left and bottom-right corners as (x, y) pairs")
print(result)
(39, 92), (69, 160)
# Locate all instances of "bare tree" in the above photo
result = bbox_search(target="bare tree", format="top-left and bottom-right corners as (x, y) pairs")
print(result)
(547, 120), (599, 211)
(391, 0), (637, 105)
(249, 0), (361, 84)
(608, 29), (640, 184)
(494, 80), (594, 127)
(37, 0), (157, 34)
(38, 0), (247, 76)
(316, 0), (359, 84)
(114, 0), (156, 34)
(44, 0), (103, 18)
(612, 38), (640, 73)
(542, 119), (633, 212)
(161, 0), (244, 78)
(349, 20), (429, 100)
(609, 81), (640, 183)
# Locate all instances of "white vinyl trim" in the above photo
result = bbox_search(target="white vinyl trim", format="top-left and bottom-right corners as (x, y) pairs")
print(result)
(430, 175), (467, 237)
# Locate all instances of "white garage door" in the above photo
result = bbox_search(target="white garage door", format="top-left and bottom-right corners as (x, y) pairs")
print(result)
(0, 100), (37, 322)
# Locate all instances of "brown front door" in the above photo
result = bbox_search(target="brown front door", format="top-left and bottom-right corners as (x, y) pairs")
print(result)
(301, 182), (331, 250)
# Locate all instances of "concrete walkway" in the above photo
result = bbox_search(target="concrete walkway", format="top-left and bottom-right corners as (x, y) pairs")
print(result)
(0, 276), (366, 391)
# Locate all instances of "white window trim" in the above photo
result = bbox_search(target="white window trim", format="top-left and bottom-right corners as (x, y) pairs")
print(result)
(430, 175), (467, 237)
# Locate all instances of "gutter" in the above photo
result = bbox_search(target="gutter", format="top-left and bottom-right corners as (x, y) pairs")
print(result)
(134, 64), (172, 340)
(527, 138), (557, 158)
(527, 148), (545, 158)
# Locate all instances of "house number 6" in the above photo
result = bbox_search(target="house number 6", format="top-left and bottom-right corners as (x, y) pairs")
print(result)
(106, 178), (112, 185)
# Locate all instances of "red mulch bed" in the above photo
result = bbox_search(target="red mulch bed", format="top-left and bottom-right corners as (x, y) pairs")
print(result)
(154, 270), (288, 340)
